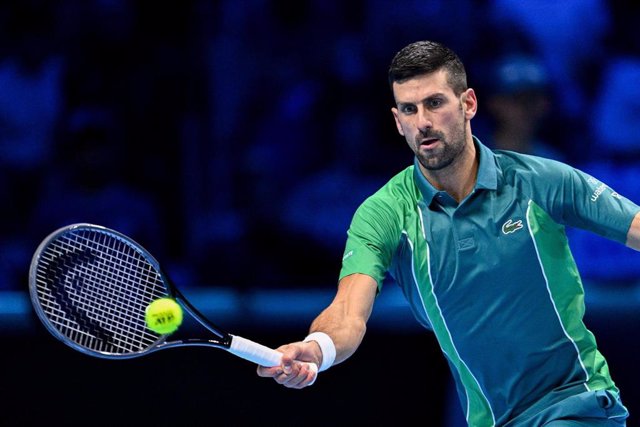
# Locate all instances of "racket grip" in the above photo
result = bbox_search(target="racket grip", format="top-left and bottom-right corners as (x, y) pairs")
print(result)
(228, 335), (282, 366)
(228, 335), (319, 378)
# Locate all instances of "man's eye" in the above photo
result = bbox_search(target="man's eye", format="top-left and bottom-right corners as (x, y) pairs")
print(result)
(401, 105), (417, 114)
(427, 98), (442, 108)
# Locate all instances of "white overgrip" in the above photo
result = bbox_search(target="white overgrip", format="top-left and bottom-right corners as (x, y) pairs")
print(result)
(228, 335), (319, 383)
(228, 334), (282, 366)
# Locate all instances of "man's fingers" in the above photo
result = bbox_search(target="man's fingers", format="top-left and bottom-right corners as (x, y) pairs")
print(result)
(256, 365), (281, 378)
(256, 343), (318, 387)
(273, 361), (318, 389)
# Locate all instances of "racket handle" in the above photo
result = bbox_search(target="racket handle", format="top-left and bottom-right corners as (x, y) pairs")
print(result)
(228, 335), (319, 378)
(228, 335), (282, 366)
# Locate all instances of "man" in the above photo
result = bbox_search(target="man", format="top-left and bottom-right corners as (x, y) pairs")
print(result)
(256, 40), (640, 426)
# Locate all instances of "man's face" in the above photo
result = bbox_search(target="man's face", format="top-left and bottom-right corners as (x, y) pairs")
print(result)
(391, 70), (476, 172)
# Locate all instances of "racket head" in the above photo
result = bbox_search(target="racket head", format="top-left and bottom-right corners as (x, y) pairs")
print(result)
(29, 223), (171, 359)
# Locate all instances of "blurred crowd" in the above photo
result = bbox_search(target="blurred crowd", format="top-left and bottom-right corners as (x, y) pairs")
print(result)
(1, 0), (639, 291)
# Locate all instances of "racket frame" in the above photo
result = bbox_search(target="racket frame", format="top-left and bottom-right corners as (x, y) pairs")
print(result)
(28, 223), (282, 367)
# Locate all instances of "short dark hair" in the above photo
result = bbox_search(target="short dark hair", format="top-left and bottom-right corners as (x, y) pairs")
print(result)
(388, 40), (468, 95)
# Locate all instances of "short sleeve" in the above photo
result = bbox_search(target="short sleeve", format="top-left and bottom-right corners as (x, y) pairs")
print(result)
(557, 166), (640, 243)
(339, 196), (402, 290)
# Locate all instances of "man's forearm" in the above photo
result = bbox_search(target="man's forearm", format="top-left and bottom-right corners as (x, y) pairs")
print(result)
(309, 305), (368, 365)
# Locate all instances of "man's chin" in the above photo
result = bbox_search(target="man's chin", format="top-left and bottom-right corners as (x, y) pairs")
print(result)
(417, 155), (453, 172)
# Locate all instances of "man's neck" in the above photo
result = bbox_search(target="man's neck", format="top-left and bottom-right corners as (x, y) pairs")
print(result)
(419, 138), (478, 203)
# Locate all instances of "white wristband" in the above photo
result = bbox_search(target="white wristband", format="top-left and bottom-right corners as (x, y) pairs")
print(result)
(304, 332), (336, 372)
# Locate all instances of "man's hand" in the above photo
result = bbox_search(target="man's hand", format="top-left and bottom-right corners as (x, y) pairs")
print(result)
(256, 342), (321, 389)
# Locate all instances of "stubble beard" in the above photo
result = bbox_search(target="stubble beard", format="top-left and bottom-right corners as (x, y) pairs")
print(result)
(415, 120), (468, 172)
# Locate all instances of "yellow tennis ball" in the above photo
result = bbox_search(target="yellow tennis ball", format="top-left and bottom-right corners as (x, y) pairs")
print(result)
(145, 298), (183, 334)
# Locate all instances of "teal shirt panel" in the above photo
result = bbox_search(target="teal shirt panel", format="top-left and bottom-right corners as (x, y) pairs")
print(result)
(339, 137), (640, 426)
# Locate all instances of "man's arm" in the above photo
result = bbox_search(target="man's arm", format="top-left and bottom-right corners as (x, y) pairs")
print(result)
(626, 211), (640, 251)
(256, 273), (378, 388)
(308, 273), (378, 364)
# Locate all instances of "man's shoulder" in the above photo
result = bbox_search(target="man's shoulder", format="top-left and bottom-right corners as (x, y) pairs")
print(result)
(368, 165), (418, 201)
(354, 165), (418, 217)
(493, 149), (574, 179)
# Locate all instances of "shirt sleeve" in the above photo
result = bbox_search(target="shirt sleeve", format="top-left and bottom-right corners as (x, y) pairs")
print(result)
(555, 164), (640, 243)
(339, 195), (402, 291)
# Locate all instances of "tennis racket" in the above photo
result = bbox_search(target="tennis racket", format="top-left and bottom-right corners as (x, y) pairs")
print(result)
(29, 223), (317, 373)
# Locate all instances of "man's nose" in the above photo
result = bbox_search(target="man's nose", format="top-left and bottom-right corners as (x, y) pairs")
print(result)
(416, 108), (433, 131)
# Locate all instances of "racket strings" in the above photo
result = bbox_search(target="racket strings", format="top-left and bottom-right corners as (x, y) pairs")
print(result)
(34, 229), (168, 355)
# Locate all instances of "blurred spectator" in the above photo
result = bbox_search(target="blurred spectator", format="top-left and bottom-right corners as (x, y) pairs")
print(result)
(0, 1), (63, 173)
(280, 33), (402, 257)
(0, 1), (65, 289)
(590, 57), (640, 159)
(28, 107), (164, 251)
(487, 0), (611, 121)
(196, 1), (377, 287)
(55, 1), (201, 279)
(482, 53), (565, 161)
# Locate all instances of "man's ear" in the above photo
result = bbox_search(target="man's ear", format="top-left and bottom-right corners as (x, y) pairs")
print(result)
(462, 88), (477, 120)
(391, 108), (405, 136)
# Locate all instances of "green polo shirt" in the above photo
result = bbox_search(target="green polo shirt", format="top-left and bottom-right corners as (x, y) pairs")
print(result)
(339, 137), (639, 426)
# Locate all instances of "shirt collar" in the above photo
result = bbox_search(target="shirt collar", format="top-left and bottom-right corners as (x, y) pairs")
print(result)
(413, 135), (498, 204)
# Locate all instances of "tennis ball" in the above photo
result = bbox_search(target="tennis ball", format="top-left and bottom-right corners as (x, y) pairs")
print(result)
(145, 298), (183, 334)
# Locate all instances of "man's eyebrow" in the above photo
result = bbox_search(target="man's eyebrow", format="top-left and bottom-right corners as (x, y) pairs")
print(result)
(421, 92), (446, 102)
(397, 93), (446, 106)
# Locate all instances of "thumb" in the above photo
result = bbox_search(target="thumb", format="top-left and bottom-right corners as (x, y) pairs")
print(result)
(278, 345), (301, 374)
(282, 353), (294, 374)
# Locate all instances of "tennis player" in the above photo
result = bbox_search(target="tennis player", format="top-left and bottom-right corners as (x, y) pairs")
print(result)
(257, 40), (640, 426)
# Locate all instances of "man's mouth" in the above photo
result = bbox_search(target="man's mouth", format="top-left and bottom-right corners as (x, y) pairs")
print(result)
(419, 138), (439, 147)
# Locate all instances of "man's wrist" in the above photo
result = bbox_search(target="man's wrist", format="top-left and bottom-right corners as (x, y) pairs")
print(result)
(303, 332), (336, 372)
